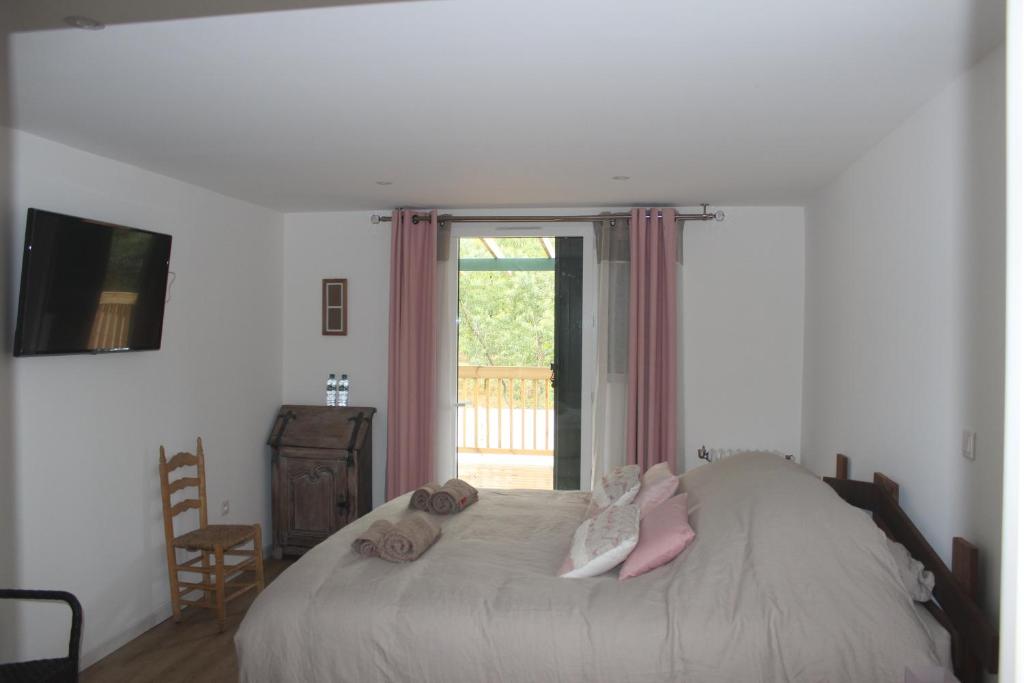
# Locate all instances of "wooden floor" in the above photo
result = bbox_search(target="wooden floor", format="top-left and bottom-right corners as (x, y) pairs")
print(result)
(458, 452), (554, 490)
(81, 559), (292, 683)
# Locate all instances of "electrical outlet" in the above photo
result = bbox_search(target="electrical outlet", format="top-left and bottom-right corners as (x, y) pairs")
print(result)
(961, 429), (976, 461)
(221, 500), (230, 516)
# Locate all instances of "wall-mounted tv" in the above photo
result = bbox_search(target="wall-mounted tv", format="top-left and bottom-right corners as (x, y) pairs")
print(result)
(14, 209), (173, 356)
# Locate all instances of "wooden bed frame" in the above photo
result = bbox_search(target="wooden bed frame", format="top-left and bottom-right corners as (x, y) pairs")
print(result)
(823, 454), (998, 682)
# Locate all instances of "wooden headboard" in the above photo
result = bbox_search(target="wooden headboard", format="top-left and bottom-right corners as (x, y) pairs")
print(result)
(823, 453), (998, 683)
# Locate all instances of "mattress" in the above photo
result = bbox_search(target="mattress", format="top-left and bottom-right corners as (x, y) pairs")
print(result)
(236, 453), (946, 682)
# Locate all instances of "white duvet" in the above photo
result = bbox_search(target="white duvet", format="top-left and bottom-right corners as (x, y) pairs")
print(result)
(236, 453), (945, 682)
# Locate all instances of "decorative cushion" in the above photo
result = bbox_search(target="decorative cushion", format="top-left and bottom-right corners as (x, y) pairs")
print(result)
(559, 503), (641, 578)
(633, 462), (679, 519)
(619, 493), (695, 580)
(586, 464), (641, 517)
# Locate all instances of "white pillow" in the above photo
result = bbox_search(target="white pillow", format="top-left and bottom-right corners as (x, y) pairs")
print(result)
(886, 538), (935, 602)
(559, 503), (640, 578)
(586, 464), (641, 517)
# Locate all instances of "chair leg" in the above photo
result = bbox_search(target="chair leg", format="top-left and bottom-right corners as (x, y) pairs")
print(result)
(201, 551), (212, 607)
(253, 525), (266, 592)
(165, 545), (182, 623)
(214, 545), (226, 632)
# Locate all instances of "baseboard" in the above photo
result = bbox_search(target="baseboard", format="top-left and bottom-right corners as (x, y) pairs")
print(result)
(80, 601), (173, 670)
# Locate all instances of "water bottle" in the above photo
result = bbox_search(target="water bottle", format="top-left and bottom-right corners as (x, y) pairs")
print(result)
(338, 374), (350, 407)
(326, 373), (337, 406)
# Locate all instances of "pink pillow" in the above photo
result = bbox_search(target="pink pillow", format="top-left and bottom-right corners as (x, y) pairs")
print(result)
(619, 493), (695, 580)
(633, 463), (679, 519)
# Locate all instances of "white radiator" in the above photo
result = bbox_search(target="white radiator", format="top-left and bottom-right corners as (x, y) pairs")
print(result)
(696, 446), (798, 464)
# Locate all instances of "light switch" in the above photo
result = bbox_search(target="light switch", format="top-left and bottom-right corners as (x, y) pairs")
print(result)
(961, 429), (976, 461)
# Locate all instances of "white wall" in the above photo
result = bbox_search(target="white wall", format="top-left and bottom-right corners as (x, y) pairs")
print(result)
(282, 212), (391, 505)
(6, 130), (284, 666)
(681, 207), (806, 470)
(802, 47), (1006, 619)
(282, 207), (806, 504)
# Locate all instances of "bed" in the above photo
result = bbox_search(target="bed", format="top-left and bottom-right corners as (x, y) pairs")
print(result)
(235, 452), (997, 683)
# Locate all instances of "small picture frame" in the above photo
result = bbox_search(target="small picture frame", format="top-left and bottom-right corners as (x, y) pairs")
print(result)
(322, 278), (348, 336)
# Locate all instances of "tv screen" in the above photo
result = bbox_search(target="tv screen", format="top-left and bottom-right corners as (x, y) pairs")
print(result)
(14, 209), (173, 356)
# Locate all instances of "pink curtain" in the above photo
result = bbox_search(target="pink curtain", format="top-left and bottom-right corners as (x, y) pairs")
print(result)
(627, 208), (678, 471)
(386, 209), (438, 500)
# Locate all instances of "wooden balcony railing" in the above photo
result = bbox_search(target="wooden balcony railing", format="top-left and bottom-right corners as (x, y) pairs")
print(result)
(87, 291), (138, 350)
(457, 365), (554, 456)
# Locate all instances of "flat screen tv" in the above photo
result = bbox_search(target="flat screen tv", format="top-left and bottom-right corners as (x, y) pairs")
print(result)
(14, 209), (173, 356)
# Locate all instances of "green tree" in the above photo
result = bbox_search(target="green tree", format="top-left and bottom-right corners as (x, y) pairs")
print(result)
(458, 238), (554, 368)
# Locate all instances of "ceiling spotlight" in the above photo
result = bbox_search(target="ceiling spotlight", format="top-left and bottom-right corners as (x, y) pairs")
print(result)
(375, 181), (393, 186)
(611, 176), (631, 181)
(64, 15), (106, 30)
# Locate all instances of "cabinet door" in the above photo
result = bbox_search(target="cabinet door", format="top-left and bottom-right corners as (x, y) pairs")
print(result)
(283, 456), (348, 548)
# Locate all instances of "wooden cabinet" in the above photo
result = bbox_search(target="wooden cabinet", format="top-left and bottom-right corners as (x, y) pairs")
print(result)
(267, 405), (375, 558)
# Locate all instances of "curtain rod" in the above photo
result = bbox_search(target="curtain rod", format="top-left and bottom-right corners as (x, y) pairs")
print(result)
(369, 206), (726, 225)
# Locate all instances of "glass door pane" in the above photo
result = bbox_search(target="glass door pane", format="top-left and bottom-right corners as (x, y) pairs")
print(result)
(454, 235), (585, 490)
(456, 236), (556, 489)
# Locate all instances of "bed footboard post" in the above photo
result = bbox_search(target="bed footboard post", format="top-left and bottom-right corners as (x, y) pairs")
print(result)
(872, 473), (899, 501)
(835, 453), (848, 480)
(952, 537), (982, 683)
(870, 473), (899, 537)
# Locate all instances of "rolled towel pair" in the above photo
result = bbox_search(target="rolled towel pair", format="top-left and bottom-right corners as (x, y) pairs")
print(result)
(410, 482), (441, 512)
(430, 478), (479, 514)
(352, 519), (393, 558)
(410, 478), (479, 514)
(351, 513), (441, 563)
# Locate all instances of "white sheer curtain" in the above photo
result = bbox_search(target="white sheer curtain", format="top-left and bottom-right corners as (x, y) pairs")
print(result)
(591, 214), (685, 485)
(434, 223), (458, 484)
(591, 217), (631, 486)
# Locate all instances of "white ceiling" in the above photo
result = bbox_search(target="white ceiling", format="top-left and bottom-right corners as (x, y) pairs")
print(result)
(4, 0), (404, 31)
(8, 0), (1005, 212)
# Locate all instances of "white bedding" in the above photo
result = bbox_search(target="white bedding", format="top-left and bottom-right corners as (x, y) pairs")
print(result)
(916, 604), (952, 670)
(236, 453), (947, 682)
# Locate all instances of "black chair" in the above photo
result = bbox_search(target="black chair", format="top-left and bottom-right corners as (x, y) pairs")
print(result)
(0, 590), (82, 683)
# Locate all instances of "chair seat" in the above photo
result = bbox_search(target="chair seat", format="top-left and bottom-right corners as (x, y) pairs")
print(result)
(0, 657), (76, 683)
(173, 524), (257, 551)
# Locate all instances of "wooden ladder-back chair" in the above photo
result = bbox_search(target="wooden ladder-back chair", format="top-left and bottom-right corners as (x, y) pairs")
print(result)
(159, 437), (265, 631)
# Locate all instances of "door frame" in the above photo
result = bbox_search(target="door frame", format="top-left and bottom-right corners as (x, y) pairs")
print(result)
(1002, 2), (1022, 675)
(443, 222), (597, 490)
